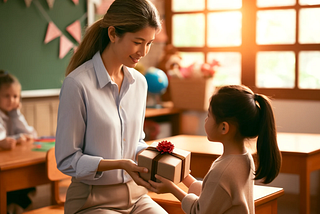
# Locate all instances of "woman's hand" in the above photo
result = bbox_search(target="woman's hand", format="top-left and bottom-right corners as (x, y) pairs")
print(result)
(121, 159), (152, 190)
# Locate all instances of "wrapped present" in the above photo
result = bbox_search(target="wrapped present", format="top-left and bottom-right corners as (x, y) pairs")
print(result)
(138, 140), (191, 184)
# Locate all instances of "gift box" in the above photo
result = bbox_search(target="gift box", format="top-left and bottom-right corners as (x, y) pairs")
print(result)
(169, 77), (215, 111)
(138, 141), (191, 184)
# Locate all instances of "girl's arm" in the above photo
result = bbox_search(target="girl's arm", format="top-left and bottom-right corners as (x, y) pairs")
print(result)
(9, 109), (37, 138)
(183, 174), (197, 187)
(149, 174), (188, 201)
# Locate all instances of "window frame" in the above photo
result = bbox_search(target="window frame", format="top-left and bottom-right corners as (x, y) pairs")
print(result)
(164, 0), (320, 101)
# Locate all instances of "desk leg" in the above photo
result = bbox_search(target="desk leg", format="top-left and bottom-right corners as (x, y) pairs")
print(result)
(300, 170), (310, 214)
(170, 113), (181, 136)
(0, 173), (7, 214)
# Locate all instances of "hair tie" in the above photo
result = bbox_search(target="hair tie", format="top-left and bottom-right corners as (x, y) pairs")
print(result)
(254, 93), (259, 100)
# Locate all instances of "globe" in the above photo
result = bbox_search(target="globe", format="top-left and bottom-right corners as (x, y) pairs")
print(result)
(144, 67), (168, 94)
(144, 67), (168, 108)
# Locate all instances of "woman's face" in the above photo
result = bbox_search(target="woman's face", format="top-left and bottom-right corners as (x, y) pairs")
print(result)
(0, 83), (21, 114)
(112, 26), (156, 68)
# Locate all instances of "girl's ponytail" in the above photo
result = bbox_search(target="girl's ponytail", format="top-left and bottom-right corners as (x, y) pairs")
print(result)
(254, 94), (282, 184)
(66, 19), (106, 76)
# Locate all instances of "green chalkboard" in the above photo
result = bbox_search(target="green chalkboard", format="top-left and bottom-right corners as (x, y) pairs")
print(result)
(0, 0), (86, 91)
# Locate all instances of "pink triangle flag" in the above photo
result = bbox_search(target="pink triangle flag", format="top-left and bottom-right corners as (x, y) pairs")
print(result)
(72, 0), (79, 5)
(66, 20), (81, 43)
(59, 35), (74, 59)
(24, 0), (32, 7)
(46, 0), (54, 9)
(44, 22), (62, 44)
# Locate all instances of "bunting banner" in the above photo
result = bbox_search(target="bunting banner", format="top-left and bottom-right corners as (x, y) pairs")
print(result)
(44, 22), (62, 44)
(25, 0), (87, 59)
(46, 0), (55, 9)
(59, 35), (74, 59)
(66, 20), (81, 43)
(24, 0), (33, 7)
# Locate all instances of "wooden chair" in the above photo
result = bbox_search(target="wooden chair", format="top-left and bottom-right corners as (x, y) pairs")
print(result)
(24, 148), (70, 214)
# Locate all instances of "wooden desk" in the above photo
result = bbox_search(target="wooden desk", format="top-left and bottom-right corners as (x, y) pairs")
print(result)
(148, 133), (320, 214)
(145, 103), (182, 136)
(148, 184), (284, 214)
(0, 143), (50, 214)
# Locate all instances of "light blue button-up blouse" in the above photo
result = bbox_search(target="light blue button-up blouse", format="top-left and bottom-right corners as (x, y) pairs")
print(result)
(55, 52), (149, 185)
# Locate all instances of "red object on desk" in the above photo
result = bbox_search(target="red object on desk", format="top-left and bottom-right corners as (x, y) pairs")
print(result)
(34, 138), (55, 142)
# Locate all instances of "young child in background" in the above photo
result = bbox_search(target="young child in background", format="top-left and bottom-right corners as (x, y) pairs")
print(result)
(0, 70), (37, 214)
(150, 85), (282, 214)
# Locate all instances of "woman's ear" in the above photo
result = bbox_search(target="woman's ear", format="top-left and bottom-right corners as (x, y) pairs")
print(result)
(220, 122), (229, 135)
(108, 26), (116, 43)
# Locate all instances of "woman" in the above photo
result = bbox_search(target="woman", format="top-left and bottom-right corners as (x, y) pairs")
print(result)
(55, 0), (167, 213)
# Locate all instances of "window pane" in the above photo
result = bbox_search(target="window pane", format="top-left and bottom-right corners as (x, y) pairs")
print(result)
(299, 51), (320, 89)
(299, 8), (320, 44)
(173, 14), (205, 47)
(299, 0), (320, 5)
(257, 0), (296, 7)
(179, 52), (205, 67)
(207, 52), (241, 85)
(256, 51), (295, 88)
(256, 10), (296, 44)
(172, 0), (205, 12)
(208, 0), (242, 10)
(208, 12), (242, 47)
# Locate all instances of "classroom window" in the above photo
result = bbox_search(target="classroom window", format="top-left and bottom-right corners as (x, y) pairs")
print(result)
(165, 0), (320, 100)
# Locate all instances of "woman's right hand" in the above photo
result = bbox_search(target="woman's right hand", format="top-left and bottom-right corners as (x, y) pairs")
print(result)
(121, 159), (152, 190)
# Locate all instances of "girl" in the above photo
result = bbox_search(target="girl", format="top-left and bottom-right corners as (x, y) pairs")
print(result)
(55, 0), (168, 213)
(0, 70), (37, 150)
(0, 70), (37, 214)
(150, 85), (282, 214)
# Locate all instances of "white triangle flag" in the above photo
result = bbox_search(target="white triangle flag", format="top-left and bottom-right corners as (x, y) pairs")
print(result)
(59, 35), (74, 59)
(44, 22), (62, 44)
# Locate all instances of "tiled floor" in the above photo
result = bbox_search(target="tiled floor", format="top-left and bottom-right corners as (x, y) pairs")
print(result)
(25, 185), (320, 214)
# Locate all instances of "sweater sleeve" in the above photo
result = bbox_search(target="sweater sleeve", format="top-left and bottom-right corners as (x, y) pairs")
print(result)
(181, 182), (232, 214)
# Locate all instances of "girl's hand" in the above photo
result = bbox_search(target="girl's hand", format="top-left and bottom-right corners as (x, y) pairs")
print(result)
(0, 137), (17, 150)
(24, 134), (34, 143)
(148, 174), (176, 194)
(122, 159), (152, 190)
(16, 134), (27, 144)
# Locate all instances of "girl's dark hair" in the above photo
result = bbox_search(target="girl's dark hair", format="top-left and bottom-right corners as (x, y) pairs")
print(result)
(209, 85), (282, 184)
(0, 70), (20, 88)
(66, 0), (161, 76)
